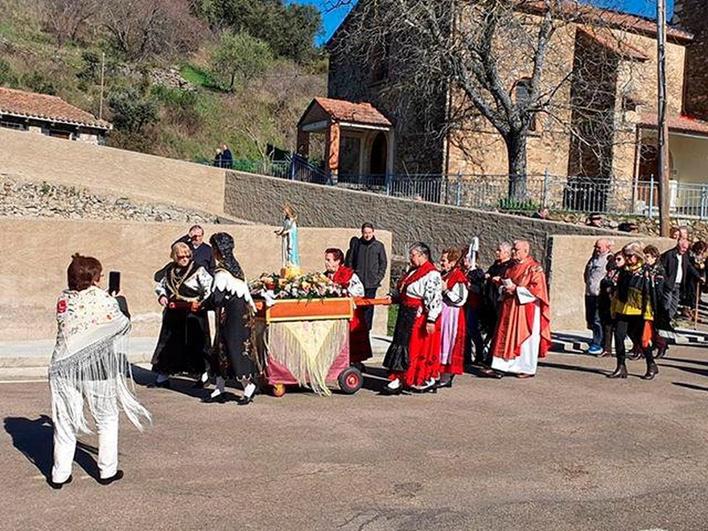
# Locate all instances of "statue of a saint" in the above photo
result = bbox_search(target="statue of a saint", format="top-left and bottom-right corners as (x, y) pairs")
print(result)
(275, 204), (301, 274)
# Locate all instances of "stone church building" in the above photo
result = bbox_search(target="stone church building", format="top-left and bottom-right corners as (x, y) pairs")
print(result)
(297, 1), (708, 212)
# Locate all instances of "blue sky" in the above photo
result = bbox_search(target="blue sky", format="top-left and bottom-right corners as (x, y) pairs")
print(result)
(292, 0), (675, 45)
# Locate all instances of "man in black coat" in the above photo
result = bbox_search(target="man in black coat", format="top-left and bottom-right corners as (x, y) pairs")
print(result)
(220, 143), (233, 169)
(154, 225), (216, 282)
(661, 238), (703, 319)
(184, 225), (216, 273)
(345, 222), (388, 330)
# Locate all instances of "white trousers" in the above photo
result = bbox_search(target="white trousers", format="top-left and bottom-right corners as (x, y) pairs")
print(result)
(52, 381), (119, 483)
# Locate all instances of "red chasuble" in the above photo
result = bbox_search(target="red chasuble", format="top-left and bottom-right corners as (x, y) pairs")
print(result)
(328, 266), (372, 363)
(491, 257), (552, 360)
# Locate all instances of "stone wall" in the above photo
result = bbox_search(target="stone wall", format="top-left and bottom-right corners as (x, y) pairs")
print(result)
(224, 171), (620, 266)
(548, 234), (676, 331)
(0, 176), (220, 223)
(0, 128), (228, 215)
(0, 219), (391, 341)
(673, 0), (708, 119)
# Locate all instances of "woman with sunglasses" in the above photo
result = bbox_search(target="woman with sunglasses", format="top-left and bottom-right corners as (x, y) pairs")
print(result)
(607, 242), (658, 380)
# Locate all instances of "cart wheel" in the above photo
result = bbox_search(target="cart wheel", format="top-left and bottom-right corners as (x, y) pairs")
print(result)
(338, 367), (363, 394)
(272, 383), (286, 398)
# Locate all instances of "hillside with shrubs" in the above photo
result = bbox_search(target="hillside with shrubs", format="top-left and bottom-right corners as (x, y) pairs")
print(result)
(0, 0), (327, 165)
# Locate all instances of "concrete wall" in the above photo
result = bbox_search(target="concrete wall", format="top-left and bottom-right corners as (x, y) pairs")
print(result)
(224, 171), (620, 266)
(0, 128), (227, 215)
(548, 235), (676, 331)
(0, 218), (391, 341)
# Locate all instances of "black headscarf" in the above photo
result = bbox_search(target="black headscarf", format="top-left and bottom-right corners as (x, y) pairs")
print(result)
(209, 232), (245, 280)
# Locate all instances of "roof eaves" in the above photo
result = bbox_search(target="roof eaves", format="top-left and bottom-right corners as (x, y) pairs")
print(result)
(0, 108), (112, 130)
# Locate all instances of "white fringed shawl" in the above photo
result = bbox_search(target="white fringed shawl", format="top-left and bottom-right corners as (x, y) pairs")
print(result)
(49, 287), (151, 434)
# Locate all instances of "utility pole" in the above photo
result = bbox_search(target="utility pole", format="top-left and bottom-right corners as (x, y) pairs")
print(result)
(98, 52), (106, 120)
(656, 0), (671, 237)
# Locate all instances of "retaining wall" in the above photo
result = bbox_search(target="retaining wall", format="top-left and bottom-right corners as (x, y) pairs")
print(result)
(0, 218), (391, 342)
(0, 128), (227, 215)
(225, 170), (620, 264)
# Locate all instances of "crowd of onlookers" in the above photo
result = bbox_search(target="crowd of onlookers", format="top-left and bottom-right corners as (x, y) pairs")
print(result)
(583, 227), (706, 380)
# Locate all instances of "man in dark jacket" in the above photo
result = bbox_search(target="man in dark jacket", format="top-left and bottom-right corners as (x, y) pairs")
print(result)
(661, 238), (703, 319)
(220, 143), (233, 169)
(154, 225), (216, 282)
(345, 222), (388, 330)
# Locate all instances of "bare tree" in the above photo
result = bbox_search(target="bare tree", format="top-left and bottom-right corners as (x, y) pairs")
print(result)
(327, 0), (640, 200)
(99, 0), (203, 61)
(42, 0), (97, 46)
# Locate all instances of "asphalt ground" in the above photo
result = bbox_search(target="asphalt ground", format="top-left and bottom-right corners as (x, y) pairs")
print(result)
(0, 345), (706, 531)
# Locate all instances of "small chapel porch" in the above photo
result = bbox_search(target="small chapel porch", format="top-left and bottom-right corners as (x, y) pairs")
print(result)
(296, 97), (394, 184)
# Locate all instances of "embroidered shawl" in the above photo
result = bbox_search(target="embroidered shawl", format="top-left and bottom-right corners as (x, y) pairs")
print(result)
(49, 286), (151, 434)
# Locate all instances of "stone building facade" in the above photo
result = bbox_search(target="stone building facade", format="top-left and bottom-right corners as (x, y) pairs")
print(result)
(322, 1), (708, 211)
(673, 0), (708, 120)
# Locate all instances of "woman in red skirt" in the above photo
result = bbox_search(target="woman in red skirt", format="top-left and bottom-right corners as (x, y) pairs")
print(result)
(324, 248), (373, 366)
(383, 242), (443, 394)
(437, 247), (468, 388)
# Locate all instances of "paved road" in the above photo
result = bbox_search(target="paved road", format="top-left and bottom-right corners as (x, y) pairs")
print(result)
(0, 346), (706, 530)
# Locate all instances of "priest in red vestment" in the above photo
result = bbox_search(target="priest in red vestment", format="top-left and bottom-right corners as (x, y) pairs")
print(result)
(324, 248), (372, 365)
(490, 240), (551, 377)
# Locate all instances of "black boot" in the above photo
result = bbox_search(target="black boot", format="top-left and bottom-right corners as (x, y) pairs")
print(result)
(607, 362), (628, 379)
(642, 351), (659, 381)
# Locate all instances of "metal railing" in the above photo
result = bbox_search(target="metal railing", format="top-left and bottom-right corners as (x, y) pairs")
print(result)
(251, 162), (708, 220)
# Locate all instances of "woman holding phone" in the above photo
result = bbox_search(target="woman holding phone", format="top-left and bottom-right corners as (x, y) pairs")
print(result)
(49, 254), (150, 488)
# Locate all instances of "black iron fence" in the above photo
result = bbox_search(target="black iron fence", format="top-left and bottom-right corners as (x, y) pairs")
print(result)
(243, 160), (708, 220)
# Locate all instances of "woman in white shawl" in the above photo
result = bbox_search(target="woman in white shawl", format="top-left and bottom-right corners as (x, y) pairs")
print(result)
(48, 254), (150, 489)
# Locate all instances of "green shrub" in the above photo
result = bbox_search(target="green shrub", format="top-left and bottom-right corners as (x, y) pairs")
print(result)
(108, 87), (158, 133)
(151, 85), (198, 108)
(210, 31), (273, 92)
(0, 58), (17, 86)
(22, 71), (57, 95)
(497, 197), (539, 212)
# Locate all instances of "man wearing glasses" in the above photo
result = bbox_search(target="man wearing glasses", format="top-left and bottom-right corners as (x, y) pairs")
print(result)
(382, 242), (443, 394)
(489, 240), (551, 378)
(184, 225), (216, 273)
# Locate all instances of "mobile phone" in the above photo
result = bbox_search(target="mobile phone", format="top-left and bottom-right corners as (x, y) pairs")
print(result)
(108, 271), (121, 295)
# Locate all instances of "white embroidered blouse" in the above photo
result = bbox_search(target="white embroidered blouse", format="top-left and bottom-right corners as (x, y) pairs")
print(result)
(403, 269), (443, 322)
(155, 265), (213, 302)
(443, 281), (468, 308)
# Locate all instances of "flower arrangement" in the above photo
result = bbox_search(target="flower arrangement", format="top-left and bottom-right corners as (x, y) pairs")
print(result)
(249, 271), (346, 301)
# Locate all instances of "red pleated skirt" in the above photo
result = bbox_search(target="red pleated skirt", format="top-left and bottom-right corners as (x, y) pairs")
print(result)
(389, 314), (441, 387)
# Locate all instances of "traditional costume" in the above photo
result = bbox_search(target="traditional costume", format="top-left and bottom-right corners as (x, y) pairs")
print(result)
(383, 260), (443, 389)
(204, 233), (258, 404)
(327, 265), (372, 364)
(490, 257), (551, 376)
(49, 287), (150, 485)
(439, 267), (468, 381)
(152, 261), (213, 381)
